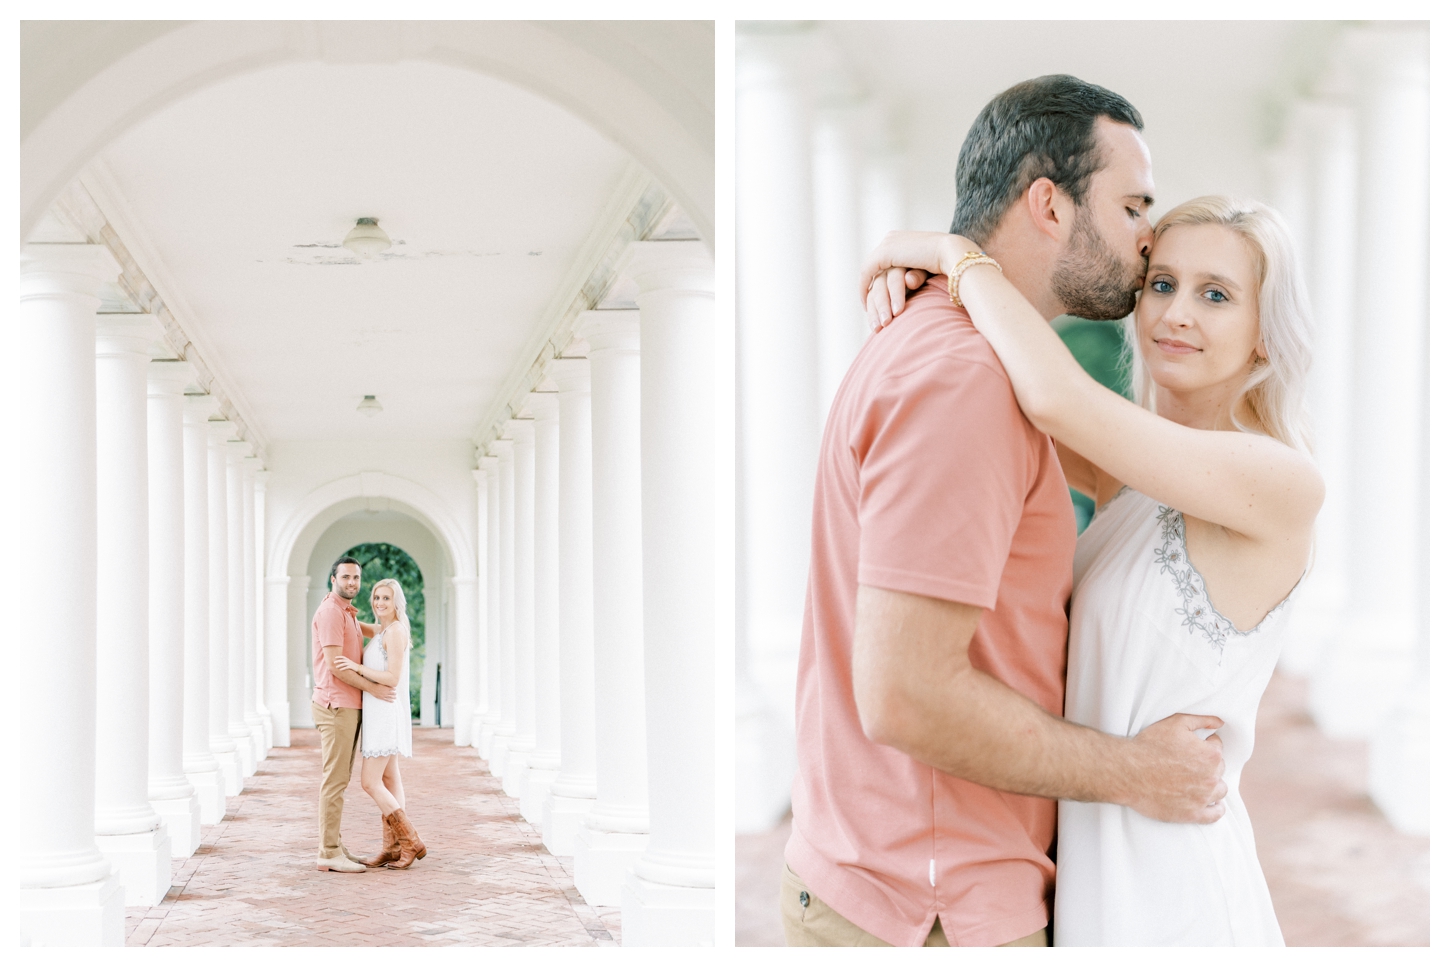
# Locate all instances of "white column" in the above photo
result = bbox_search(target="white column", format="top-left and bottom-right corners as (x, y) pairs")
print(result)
(452, 574), (479, 746)
(524, 391), (562, 822)
(543, 358), (597, 855)
(258, 475), (290, 746)
(1311, 26), (1430, 745)
(205, 420), (242, 795)
(1354, 26), (1431, 835)
(736, 27), (820, 835)
(814, 100), (868, 414)
(181, 397), (225, 823)
(94, 315), (172, 906)
(487, 439), (517, 777)
(16, 243), (125, 945)
(1275, 93), (1358, 678)
(225, 441), (257, 776)
(240, 455), (267, 757)
(504, 417), (537, 798)
(574, 311), (651, 906)
(472, 458), (499, 752)
(146, 360), (201, 858)
(288, 575), (314, 728)
(621, 242), (716, 945)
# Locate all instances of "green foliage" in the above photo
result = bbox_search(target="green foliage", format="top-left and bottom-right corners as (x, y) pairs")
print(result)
(340, 542), (426, 722)
(1056, 317), (1132, 534)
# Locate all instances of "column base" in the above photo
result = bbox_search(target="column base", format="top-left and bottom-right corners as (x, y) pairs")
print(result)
(502, 749), (532, 799)
(521, 767), (559, 824)
(151, 794), (202, 857)
(487, 733), (513, 777)
(269, 702), (291, 746)
(452, 703), (476, 746)
(213, 747), (243, 797)
(476, 723), (496, 759)
(1369, 677), (1430, 835)
(260, 713), (275, 750)
(620, 872), (714, 946)
(95, 825), (171, 907)
(542, 794), (594, 856)
(186, 766), (227, 824)
(246, 717), (267, 760)
(573, 826), (649, 907)
(1310, 642), (1414, 738)
(232, 730), (258, 776)
(18, 872), (125, 947)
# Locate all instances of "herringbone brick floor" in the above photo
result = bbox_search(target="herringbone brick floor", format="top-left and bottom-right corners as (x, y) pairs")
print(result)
(125, 727), (619, 946)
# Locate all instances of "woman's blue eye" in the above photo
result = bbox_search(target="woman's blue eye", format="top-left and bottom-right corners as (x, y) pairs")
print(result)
(1150, 280), (1173, 293)
(1204, 289), (1227, 303)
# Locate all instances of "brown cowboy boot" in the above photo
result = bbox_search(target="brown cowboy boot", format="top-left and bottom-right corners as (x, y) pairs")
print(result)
(383, 810), (426, 870)
(362, 814), (400, 868)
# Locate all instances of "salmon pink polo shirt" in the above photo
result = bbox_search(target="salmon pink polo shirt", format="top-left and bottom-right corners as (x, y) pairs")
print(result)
(785, 275), (1077, 946)
(312, 591), (364, 710)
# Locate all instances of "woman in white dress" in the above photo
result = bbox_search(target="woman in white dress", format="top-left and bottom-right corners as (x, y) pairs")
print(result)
(332, 578), (427, 870)
(861, 195), (1321, 945)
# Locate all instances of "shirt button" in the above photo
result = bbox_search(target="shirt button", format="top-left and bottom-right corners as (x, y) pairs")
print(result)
(799, 891), (810, 908)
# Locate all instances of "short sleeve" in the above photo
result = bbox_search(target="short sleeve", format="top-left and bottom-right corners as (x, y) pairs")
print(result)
(856, 356), (1034, 610)
(315, 606), (345, 650)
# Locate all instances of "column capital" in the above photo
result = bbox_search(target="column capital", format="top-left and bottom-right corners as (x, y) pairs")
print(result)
(545, 356), (591, 394)
(475, 453), (499, 473)
(205, 419), (236, 444)
(577, 309), (641, 355)
(184, 394), (220, 423)
(526, 390), (559, 421)
(252, 468), (271, 490)
(20, 242), (121, 300)
(265, 575), (291, 588)
(504, 417), (535, 444)
(96, 314), (163, 357)
(622, 240), (713, 297)
(148, 359), (196, 397)
(451, 576), (478, 589)
(226, 439), (253, 461)
(489, 437), (515, 458)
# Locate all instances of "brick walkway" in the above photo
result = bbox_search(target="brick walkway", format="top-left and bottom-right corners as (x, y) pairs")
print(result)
(735, 671), (1430, 946)
(126, 728), (618, 946)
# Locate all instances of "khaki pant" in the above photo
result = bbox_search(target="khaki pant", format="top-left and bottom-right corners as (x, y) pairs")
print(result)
(313, 702), (361, 858)
(781, 863), (1048, 947)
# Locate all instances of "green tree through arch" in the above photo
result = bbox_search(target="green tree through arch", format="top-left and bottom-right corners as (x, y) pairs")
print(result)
(341, 542), (426, 722)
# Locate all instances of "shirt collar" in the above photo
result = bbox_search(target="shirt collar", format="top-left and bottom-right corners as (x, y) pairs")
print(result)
(327, 591), (359, 616)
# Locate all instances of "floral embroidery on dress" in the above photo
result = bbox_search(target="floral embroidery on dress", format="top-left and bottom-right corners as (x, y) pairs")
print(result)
(1152, 504), (1289, 662)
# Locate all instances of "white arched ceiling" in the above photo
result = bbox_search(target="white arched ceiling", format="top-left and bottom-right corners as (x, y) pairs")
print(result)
(275, 472), (468, 581)
(20, 20), (712, 249)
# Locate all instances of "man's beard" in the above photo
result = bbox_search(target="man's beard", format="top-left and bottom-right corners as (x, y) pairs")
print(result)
(1050, 208), (1145, 321)
(337, 585), (358, 600)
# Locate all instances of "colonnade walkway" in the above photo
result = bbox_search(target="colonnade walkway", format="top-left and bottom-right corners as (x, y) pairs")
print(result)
(125, 728), (617, 947)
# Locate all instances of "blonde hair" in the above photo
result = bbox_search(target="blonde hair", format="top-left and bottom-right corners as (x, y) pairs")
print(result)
(1128, 195), (1314, 453)
(371, 578), (413, 650)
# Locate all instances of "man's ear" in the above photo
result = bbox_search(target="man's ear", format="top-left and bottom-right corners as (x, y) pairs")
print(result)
(1025, 177), (1070, 243)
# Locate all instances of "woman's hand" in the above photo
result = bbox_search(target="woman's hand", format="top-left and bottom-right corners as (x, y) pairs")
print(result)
(860, 231), (981, 330)
(332, 655), (360, 675)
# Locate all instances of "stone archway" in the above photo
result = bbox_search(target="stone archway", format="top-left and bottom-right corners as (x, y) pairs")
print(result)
(264, 471), (474, 744)
(20, 20), (712, 248)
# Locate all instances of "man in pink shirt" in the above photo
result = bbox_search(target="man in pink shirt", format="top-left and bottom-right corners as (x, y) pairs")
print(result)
(784, 75), (1228, 945)
(312, 557), (394, 873)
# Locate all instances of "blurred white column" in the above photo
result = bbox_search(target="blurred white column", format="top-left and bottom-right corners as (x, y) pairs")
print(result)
(181, 397), (225, 821)
(1276, 92), (1358, 678)
(240, 455), (267, 758)
(525, 392), (563, 821)
(263, 574), (291, 747)
(574, 311), (650, 905)
(814, 99), (868, 416)
(225, 441), (257, 776)
(205, 421), (242, 795)
(287, 575), (313, 728)
(1357, 25), (1431, 835)
(146, 360), (201, 858)
(93, 315), (172, 906)
(451, 575), (479, 746)
(1311, 26), (1430, 752)
(543, 357), (597, 855)
(736, 26), (818, 835)
(474, 457), (501, 755)
(253, 469), (272, 749)
(487, 438), (517, 777)
(16, 242), (125, 945)
(621, 240), (715, 945)
(504, 418), (537, 797)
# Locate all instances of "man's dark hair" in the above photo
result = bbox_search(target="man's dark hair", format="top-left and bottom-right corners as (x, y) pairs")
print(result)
(331, 556), (361, 581)
(950, 75), (1143, 242)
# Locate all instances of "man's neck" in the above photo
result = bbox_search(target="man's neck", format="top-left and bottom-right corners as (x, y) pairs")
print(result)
(979, 224), (1066, 322)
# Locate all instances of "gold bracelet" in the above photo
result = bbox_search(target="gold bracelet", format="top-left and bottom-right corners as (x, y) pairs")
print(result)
(947, 250), (1002, 308)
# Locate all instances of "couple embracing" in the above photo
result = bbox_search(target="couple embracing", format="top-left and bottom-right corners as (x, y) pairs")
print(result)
(785, 75), (1321, 946)
(311, 557), (428, 873)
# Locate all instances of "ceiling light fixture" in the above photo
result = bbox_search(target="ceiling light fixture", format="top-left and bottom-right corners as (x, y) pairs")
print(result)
(342, 217), (391, 258)
(357, 395), (383, 416)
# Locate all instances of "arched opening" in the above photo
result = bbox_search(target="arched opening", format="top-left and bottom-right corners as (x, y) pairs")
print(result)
(329, 541), (429, 724)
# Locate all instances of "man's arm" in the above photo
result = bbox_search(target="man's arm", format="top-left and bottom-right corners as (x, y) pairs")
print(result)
(852, 585), (1227, 824)
(321, 643), (396, 702)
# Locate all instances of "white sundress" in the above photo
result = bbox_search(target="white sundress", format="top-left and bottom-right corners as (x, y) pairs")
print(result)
(1053, 488), (1295, 946)
(359, 627), (412, 759)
